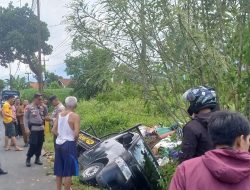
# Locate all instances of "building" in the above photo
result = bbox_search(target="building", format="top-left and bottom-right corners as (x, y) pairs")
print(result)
(29, 79), (73, 89)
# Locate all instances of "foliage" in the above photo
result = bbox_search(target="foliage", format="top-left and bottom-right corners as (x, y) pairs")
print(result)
(47, 81), (62, 89)
(67, 0), (250, 119)
(65, 45), (114, 99)
(45, 71), (63, 85)
(76, 97), (171, 138)
(159, 160), (178, 189)
(0, 79), (5, 90)
(72, 177), (99, 190)
(0, 3), (52, 90)
(20, 88), (73, 102)
(5, 75), (29, 90)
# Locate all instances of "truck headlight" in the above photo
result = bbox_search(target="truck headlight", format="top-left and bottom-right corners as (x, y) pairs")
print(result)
(115, 157), (132, 181)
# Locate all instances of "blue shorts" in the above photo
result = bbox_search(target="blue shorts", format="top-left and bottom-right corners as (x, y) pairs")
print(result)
(4, 122), (16, 138)
(54, 141), (79, 177)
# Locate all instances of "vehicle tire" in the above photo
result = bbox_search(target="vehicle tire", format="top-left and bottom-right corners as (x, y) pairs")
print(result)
(80, 163), (105, 185)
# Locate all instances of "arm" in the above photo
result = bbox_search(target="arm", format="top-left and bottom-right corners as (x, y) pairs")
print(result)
(179, 124), (198, 163)
(169, 165), (186, 190)
(51, 116), (59, 136)
(73, 114), (80, 140)
(16, 106), (24, 117)
(23, 106), (30, 129)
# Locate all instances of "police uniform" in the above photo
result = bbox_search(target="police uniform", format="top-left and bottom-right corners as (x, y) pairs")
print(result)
(24, 103), (48, 166)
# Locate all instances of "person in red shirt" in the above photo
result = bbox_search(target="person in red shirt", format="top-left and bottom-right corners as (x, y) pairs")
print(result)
(169, 111), (250, 190)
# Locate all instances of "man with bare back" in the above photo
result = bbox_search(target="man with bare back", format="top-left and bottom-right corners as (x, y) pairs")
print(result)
(52, 96), (80, 190)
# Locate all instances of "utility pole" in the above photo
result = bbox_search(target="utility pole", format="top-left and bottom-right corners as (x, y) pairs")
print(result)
(9, 63), (12, 90)
(42, 55), (49, 83)
(25, 72), (32, 83)
(37, 0), (43, 92)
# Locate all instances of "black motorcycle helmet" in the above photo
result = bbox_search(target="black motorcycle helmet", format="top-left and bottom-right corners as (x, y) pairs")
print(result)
(183, 86), (217, 116)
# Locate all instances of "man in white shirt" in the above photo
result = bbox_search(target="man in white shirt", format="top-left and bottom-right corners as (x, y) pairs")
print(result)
(52, 96), (80, 190)
(49, 95), (65, 149)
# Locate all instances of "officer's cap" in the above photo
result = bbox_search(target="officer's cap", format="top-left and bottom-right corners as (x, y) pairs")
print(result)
(33, 93), (42, 99)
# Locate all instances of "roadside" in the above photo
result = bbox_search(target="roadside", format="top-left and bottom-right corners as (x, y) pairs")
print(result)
(44, 135), (99, 190)
(0, 118), (54, 190)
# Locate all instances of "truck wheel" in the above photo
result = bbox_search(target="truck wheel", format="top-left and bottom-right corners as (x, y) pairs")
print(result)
(80, 163), (104, 184)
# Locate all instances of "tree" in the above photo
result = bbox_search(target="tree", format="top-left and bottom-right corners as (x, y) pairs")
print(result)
(5, 75), (29, 90)
(67, 0), (250, 121)
(44, 71), (63, 85)
(0, 79), (5, 91)
(47, 81), (62, 89)
(0, 3), (52, 91)
(65, 45), (113, 99)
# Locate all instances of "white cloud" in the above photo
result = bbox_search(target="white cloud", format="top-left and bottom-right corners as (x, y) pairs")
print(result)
(0, 0), (72, 81)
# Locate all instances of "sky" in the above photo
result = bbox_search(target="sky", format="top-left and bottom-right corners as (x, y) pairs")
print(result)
(0, 0), (72, 81)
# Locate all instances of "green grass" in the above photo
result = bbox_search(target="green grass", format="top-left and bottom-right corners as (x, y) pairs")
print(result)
(77, 98), (171, 137)
(72, 178), (99, 190)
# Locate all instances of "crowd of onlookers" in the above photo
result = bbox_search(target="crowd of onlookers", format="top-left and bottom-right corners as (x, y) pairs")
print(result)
(0, 94), (80, 190)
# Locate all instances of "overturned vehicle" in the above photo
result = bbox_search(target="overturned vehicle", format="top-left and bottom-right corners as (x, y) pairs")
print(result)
(77, 124), (182, 190)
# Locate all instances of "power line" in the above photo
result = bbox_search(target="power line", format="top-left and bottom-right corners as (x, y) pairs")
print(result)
(14, 62), (21, 77)
(42, 55), (49, 82)
(52, 33), (72, 52)
(50, 45), (71, 59)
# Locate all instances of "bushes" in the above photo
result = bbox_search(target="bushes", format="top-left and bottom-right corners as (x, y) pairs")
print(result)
(20, 88), (73, 102)
(76, 98), (170, 137)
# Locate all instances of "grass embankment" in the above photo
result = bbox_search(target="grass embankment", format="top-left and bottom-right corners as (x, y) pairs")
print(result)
(77, 98), (170, 137)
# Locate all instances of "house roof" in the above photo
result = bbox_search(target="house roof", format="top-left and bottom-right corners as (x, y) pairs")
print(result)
(58, 79), (73, 87)
(29, 82), (40, 89)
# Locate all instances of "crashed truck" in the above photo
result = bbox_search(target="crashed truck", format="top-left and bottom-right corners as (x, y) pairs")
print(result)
(77, 123), (182, 190)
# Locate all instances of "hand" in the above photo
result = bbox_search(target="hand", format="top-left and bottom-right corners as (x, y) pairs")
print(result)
(45, 116), (51, 121)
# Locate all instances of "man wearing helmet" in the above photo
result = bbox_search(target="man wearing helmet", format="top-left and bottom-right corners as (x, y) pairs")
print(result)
(180, 86), (219, 162)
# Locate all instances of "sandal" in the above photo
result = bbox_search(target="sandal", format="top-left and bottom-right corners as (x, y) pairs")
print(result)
(15, 147), (23, 151)
(5, 147), (10, 151)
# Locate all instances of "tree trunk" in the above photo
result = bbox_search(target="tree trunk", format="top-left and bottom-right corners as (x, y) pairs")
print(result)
(28, 58), (43, 92)
(139, 0), (149, 100)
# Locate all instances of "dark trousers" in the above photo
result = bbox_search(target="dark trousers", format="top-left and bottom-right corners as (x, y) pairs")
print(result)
(27, 130), (44, 158)
(16, 120), (23, 136)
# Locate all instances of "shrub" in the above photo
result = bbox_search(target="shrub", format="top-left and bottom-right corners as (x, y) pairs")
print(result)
(20, 88), (73, 102)
(76, 98), (171, 137)
(47, 81), (62, 89)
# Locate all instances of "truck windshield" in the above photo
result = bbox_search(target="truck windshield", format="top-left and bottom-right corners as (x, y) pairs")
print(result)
(130, 139), (161, 189)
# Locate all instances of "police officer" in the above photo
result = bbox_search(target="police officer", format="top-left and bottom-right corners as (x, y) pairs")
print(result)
(24, 93), (48, 167)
